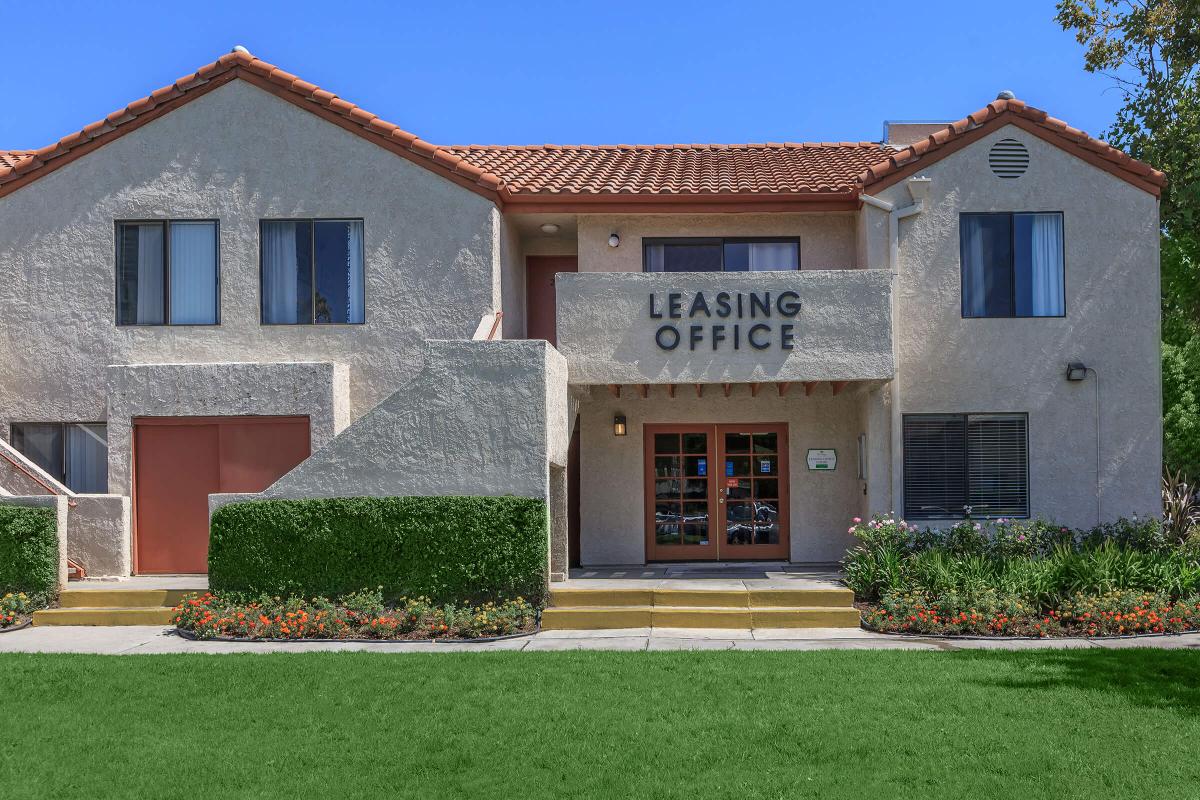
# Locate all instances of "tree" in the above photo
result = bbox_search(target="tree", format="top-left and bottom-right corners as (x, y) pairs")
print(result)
(1058, 0), (1200, 474)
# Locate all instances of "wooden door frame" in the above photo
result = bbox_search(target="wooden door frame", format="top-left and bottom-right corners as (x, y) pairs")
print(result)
(131, 415), (310, 575)
(713, 422), (790, 561)
(643, 422), (790, 562)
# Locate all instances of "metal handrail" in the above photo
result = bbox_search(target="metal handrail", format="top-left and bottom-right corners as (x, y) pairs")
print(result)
(0, 446), (76, 505)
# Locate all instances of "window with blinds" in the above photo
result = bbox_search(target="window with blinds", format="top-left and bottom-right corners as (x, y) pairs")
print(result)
(903, 414), (1028, 519)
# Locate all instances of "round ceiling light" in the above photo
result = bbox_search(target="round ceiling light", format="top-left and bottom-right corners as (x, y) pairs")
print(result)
(540, 223), (560, 234)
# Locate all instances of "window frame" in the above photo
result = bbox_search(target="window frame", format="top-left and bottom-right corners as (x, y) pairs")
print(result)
(258, 217), (367, 326)
(959, 211), (1066, 319)
(902, 412), (1030, 520)
(9, 421), (108, 492)
(114, 219), (221, 327)
(642, 236), (802, 272)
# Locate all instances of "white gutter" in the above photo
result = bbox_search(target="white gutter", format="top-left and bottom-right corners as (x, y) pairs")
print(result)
(861, 177), (930, 517)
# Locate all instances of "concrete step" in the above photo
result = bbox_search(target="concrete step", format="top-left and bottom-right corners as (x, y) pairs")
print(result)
(540, 605), (861, 630)
(33, 607), (177, 626)
(549, 587), (854, 609)
(59, 589), (195, 609)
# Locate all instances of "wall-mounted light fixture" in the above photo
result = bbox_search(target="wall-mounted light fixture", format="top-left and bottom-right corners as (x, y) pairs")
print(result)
(613, 415), (627, 436)
(1066, 362), (1089, 381)
(608, 233), (621, 248)
(540, 223), (560, 235)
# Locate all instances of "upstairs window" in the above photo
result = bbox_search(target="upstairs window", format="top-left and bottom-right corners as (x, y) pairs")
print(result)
(903, 414), (1029, 519)
(261, 219), (365, 324)
(11, 422), (108, 493)
(116, 221), (219, 325)
(644, 238), (800, 272)
(960, 212), (1064, 317)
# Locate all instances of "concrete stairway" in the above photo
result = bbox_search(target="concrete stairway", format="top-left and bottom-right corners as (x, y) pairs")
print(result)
(542, 587), (860, 630)
(33, 589), (193, 626)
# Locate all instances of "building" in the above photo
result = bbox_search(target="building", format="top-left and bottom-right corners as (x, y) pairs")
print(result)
(0, 50), (1163, 584)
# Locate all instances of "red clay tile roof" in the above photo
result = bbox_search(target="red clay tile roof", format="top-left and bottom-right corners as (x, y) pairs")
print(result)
(0, 51), (1164, 204)
(446, 143), (892, 196)
(0, 150), (33, 170)
(860, 97), (1165, 196)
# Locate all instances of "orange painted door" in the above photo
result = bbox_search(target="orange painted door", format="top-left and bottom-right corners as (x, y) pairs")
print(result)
(134, 417), (311, 574)
(525, 255), (577, 345)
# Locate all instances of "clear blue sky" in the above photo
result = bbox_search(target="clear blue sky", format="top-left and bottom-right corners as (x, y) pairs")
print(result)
(0, 0), (1126, 150)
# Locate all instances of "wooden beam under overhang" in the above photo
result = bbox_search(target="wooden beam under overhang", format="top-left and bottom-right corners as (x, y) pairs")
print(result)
(638, 384), (649, 399)
(607, 384), (621, 398)
(831, 381), (849, 396)
(750, 383), (762, 397)
(694, 384), (704, 398)
(804, 382), (818, 396)
(722, 383), (732, 397)
(667, 384), (676, 398)
(777, 382), (791, 397)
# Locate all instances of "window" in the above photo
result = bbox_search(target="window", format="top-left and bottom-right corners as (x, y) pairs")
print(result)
(644, 238), (800, 272)
(903, 414), (1028, 519)
(116, 221), (219, 325)
(10, 422), (108, 493)
(261, 219), (365, 324)
(960, 212), (1064, 317)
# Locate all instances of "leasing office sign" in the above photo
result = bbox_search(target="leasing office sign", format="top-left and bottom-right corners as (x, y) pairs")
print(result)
(648, 290), (802, 351)
(552, 271), (894, 385)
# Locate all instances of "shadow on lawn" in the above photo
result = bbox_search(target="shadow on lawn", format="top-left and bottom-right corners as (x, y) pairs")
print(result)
(953, 648), (1200, 715)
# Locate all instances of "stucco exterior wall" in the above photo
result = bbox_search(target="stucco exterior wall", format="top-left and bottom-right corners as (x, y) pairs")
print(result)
(578, 384), (870, 565)
(0, 78), (500, 444)
(880, 123), (1161, 526)
(105, 361), (348, 496)
(67, 494), (130, 578)
(576, 213), (860, 273)
(555, 270), (894, 384)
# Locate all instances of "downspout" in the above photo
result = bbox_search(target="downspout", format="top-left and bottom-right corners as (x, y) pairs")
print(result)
(861, 179), (929, 516)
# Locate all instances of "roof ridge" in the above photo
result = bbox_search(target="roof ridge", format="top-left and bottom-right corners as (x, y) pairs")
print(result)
(444, 141), (885, 151)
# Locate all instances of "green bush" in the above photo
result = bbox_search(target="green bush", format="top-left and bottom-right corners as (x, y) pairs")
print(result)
(208, 496), (548, 604)
(0, 504), (58, 597)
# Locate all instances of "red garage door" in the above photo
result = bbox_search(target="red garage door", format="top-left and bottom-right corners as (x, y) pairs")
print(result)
(134, 416), (311, 574)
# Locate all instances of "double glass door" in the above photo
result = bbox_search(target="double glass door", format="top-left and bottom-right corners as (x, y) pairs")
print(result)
(645, 423), (789, 561)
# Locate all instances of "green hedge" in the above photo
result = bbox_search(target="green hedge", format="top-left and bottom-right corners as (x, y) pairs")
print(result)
(209, 496), (548, 604)
(0, 504), (58, 596)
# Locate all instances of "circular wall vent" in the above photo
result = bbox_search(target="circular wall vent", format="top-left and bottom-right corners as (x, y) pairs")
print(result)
(989, 138), (1029, 178)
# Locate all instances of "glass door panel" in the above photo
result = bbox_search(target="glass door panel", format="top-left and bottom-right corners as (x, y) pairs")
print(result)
(717, 425), (789, 559)
(646, 426), (717, 560)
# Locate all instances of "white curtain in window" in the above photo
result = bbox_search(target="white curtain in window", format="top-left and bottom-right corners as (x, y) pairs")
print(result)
(169, 222), (218, 324)
(346, 220), (365, 323)
(65, 424), (108, 494)
(1028, 213), (1064, 316)
(135, 224), (164, 324)
(262, 221), (299, 323)
(645, 244), (665, 272)
(961, 217), (988, 317)
(747, 242), (798, 271)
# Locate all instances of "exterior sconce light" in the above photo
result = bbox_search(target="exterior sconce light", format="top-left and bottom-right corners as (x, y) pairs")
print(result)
(613, 415), (627, 436)
(608, 233), (620, 248)
(1066, 362), (1088, 381)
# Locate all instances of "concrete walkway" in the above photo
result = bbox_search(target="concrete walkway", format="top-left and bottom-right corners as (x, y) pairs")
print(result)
(3, 625), (1200, 653)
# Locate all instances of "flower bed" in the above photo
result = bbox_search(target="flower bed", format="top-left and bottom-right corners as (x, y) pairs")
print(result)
(0, 592), (39, 631)
(843, 515), (1200, 637)
(172, 590), (538, 641)
(861, 589), (1200, 637)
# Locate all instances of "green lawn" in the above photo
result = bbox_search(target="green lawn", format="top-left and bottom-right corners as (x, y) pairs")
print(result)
(3, 650), (1200, 799)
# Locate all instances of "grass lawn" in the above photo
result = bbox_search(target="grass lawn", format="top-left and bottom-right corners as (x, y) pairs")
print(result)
(3, 649), (1200, 799)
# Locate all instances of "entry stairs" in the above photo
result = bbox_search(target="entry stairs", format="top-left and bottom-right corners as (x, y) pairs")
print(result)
(542, 586), (860, 629)
(33, 589), (191, 626)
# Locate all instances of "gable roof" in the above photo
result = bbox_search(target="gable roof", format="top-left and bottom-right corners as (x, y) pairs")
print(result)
(860, 97), (1165, 196)
(0, 51), (1164, 209)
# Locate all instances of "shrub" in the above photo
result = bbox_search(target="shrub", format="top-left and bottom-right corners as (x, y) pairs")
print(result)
(208, 496), (548, 604)
(0, 504), (57, 597)
(172, 591), (537, 640)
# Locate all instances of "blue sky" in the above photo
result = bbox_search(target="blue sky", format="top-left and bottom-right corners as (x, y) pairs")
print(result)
(0, 0), (1127, 150)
